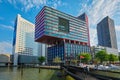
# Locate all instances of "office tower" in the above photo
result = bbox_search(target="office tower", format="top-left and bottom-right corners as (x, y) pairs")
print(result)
(97, 16), (117, 49)
(13, 14), (45, 65)
(35, 6), (90, 63)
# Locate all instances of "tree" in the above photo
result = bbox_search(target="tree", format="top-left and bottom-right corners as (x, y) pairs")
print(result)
(95, 50), (109, 64)
(108, 54), (118, 63)
(78, 53), (91, 63)
(93, 58), (100, 64)
(53, 57), (61, 63)
(118, 55), (120, 61)
(38, 56), (46, 65)
(71, 59), (78, 65)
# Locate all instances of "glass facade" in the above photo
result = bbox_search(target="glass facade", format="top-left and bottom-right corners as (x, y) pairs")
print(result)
(13, 14), (39, 56)
(47, 44), (64, 62)
(35, 6), (90, 63)
(47, 43), (90, 63)
(58, 17), (69, 33)
(13, 14), (47, 65)
(97, 16), (117, 49)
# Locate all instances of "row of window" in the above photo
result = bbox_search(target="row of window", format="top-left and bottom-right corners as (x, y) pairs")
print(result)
(36, 8), (45, 21)
(47, 45), (64, 60)
(47, 42), (90, 61)
(45, 30), (88, 42)
(45, 12), (87, 30)
(45, 21), (87, 35)
(45, 7), (85, 24)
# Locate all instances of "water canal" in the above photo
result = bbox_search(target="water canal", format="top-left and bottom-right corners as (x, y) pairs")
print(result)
(0, 67), (65, 80)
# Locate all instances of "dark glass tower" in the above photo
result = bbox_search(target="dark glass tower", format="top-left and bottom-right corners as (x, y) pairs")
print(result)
(97, 16), (117, 49)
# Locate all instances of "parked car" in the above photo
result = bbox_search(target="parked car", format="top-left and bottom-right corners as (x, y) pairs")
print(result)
(94, 65), (109, 70)
(108, 64), (120, 70)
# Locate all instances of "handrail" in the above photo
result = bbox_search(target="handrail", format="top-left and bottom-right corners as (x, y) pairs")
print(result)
(64, 65), (120, 80)
(62, 67), (83, 80)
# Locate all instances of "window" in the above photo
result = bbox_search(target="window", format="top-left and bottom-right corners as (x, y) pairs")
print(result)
(58, 17), (69, 33)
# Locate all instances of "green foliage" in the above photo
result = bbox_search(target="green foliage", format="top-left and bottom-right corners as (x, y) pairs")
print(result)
(93, 58), (100, 64)
(38, 56), (46, 64)
(78, 53), (91, 63)
(95, 50), (109, 64)
(119, 56), (120, 61)
(53, 57), (61, 63)
(108, 54), (118, 63)
(71, 59), (78, 65)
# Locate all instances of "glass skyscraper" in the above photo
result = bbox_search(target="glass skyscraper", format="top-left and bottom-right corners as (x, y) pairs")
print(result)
(13, 14), (46, 65)
(97, 16), (117, 49)
(35, 6), (90, 63)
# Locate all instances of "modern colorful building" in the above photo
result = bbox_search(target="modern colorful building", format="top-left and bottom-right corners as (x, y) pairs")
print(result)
(35, 6), (90, 63)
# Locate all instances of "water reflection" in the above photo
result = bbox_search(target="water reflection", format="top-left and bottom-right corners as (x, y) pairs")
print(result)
(0, 67), (63, 80)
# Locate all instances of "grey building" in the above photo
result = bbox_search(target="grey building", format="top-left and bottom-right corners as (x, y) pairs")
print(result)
(97, 16), (117, 49)
(91, 46), (118, 58)
(18, 55), (39, 64)
(0, 54), (11, 66)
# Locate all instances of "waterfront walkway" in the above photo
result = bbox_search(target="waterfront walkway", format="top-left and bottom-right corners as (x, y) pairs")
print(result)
(38, 65), (99, 80)
(63, 66), (99, 80)
(63, 66), (120, 80)
(76, 72), (99, 80)
(39, 66), (60, 69)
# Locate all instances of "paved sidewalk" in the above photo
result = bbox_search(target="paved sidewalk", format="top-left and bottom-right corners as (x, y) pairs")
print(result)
(76, 72), (99, 80)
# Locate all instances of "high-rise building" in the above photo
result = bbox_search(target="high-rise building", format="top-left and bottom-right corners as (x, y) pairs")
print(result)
(97, 16), (117, 49)
(13, 14), (46, 65)
(35, 6), (90, 63)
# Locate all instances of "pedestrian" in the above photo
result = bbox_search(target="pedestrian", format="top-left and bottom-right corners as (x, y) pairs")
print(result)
(84, 66), (89, 75)
(86, 66), (89, 72)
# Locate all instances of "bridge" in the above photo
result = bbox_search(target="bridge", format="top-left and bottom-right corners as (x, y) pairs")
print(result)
(62, 65), (120, 80)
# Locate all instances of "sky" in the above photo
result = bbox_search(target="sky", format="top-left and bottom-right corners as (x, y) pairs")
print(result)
(0, 0), (120, 54)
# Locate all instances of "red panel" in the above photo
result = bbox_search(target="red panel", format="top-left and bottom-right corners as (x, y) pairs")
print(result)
(36, 34), (88, 46)
(85, 15), (90, 46)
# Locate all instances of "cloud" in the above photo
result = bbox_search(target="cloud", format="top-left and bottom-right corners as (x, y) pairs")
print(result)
(7, 0), (12, 4)
(7, 0), (16, 5)
(90, 0), (120, 26)
(50, 0), (66, 9)
(0, 41), (12, 54)
(78, 0), (120, 48)
(7, 0), (67, 12)
(115, 25), (120, 51)
(118, 42), (120, 52)
(6, 0), (46, 12)
(0, 24), (14, 30)
(89, 28), (97, 46)
(115, 25), (120, 31)
(79, 0), (120, 26)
